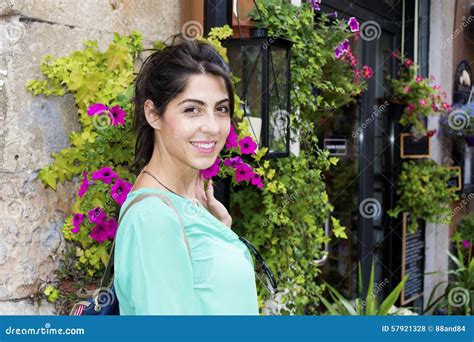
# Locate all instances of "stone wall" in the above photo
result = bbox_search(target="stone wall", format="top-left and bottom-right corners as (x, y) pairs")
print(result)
(0, 0), (180, 314)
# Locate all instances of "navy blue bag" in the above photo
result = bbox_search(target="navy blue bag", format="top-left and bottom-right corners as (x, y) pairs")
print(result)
(69, 193), (191, 316)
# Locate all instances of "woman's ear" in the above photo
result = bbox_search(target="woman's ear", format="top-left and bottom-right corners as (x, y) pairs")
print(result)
(144, 99), (162, 130)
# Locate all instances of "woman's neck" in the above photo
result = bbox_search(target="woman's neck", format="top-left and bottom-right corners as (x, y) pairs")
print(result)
(143, 150), (199, 200)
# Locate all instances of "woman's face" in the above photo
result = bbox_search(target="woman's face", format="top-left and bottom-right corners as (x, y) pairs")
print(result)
(151, 73), (231, 171)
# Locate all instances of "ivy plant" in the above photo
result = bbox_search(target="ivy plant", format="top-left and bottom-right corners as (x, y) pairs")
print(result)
(387, 160), (459, 233)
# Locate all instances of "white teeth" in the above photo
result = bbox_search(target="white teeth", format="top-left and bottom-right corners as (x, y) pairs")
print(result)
(191, 142), (215, 149)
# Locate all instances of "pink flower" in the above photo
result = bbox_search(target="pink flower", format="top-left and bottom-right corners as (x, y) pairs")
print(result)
(91, 166), (118, 184)
(225, 124), (239, 149)
(362, 65), (373, 79)
(406, 103), (415, 112)
(391, 50), (400, 59)
(433, 84), (441, 90)
(71, 213), (84, 234)
(88, 207), (107, 224)
(239, 136), (258, 155)
(200, 158), (221, 180)
(234, 163), (253, 183)
(415, 75), (423, 82)
(348, 17), (359, 32)
(87, 103), (126, 127)
(87, 103), (109, 116)
(108, 106), (126, 126)
(111, 178), (133, 206)
(419, 99), (427, 106)
(441, 102), (451, 111)
(354, 68), (361, 79)
(77, 171), (90, 198)
(403, 58), (413, 67)
(463, 240), (470, 249)
(250, 172), (264, 189)
(223, 156), (243, 168)
(90, 218), (118, 243)
(431, 103), (439, 112)
(403, 86), (411, 94)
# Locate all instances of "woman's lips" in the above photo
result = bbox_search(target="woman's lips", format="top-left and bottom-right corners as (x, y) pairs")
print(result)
(190, 141), (217, 154)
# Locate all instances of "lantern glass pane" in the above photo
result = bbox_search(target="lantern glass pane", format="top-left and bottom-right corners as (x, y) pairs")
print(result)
(226, 45), (264, 145)
(268, 46), (290, 155)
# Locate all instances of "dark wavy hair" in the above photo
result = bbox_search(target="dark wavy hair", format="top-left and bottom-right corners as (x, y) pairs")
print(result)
(132, 34), (234, 172)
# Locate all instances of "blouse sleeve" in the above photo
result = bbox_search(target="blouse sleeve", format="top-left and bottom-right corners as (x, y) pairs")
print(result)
(120, 197), (196, 315)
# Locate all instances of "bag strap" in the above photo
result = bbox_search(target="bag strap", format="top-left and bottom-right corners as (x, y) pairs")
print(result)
(99, 192), (191, 289)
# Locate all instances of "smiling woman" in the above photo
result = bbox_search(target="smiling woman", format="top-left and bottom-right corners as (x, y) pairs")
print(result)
(113, 34), (260, 315)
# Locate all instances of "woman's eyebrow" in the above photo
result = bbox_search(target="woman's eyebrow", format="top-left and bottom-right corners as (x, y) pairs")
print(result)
(177, 98), (229, 106)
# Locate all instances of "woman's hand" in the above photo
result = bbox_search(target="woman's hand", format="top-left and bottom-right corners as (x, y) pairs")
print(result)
(195, 175), (232, 229)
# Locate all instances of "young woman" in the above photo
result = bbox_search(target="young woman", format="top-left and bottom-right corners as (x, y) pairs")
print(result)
(113, 36), (259, 315)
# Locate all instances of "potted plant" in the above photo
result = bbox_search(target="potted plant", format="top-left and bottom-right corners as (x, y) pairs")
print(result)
(389, 52), (451, 137)
(387, 160), (460, 233)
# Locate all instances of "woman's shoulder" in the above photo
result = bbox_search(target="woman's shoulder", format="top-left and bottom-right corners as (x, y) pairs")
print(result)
(118, 188), (181, 228)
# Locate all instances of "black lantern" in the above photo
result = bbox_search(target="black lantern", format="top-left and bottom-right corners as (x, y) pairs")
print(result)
(223, 30), (293, 159)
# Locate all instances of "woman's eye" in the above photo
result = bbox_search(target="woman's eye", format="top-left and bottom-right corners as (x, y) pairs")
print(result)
(184, 107), (201, 115)
(216, 107), (230, 114)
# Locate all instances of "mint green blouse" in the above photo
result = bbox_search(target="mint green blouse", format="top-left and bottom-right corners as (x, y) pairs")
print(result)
(113, 187), (259, 315)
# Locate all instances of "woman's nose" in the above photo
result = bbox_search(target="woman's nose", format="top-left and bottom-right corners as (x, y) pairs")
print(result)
(200, 112), (220, 134)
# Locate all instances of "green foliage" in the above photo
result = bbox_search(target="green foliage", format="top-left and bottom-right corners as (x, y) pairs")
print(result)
(44, 285), (60, 302)
(27, 32), (143, 190)
(426, 242), (473, 315)
(454, 212), (474, 244)
(248, 0), (368, 123)
(317, 260), (409, 315)
(231, 122), (345, 314)
(388, 160), (459, 233)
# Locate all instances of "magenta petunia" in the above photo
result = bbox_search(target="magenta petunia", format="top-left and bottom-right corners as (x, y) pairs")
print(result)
(250, 172), (264, 189)
(77, 171), (90, 198)
(108, 105), (126, 126)
(71, 213), (85, 234)
(348, 17), (359, 32)
(419, 99), (427, 106)
(111, 178), (133, 206)
(223, 156), (244, 168)
(234, 163), (253, 183)
(310, 0), (321, 10)
(88, 207), (107, 224)
(334, 45), (344, 59)
(239, 136), (258, 155)
(105, 218), (118, 240)
(91, 166), (118, 184)
(90, 218), (117, 243)
(200, 158), (221, 180)
(88, 103), (109, 116)
(341, 39), (350, 52)
(463, 240), (470, 249)
(225, 123), (239, 149)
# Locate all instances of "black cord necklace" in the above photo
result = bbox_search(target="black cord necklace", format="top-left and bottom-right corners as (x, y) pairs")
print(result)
(141, 169), (199, 205)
